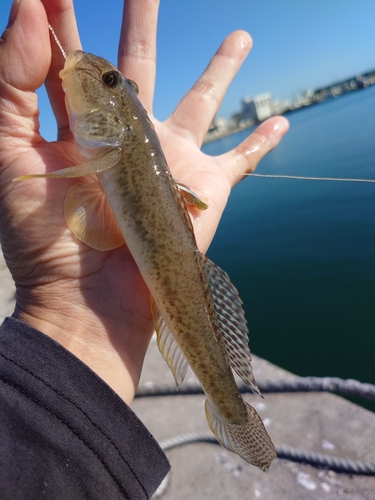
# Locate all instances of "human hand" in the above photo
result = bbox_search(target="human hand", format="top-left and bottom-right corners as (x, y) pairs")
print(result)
(0, 0), (288, 404)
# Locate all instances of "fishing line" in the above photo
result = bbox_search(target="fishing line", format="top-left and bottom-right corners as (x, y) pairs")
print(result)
(249, 173), (375, 183)
(47, 22), (375, 188)
(48, 24), (67, 60)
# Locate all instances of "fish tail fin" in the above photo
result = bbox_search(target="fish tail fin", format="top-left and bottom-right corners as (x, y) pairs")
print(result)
(204, 399), (276, 472)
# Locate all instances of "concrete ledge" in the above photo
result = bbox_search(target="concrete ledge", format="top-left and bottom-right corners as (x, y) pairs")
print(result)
(133, 338), (375, 499)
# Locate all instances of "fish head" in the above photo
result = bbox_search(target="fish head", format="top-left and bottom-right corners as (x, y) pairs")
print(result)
(59, 50), (139, 158)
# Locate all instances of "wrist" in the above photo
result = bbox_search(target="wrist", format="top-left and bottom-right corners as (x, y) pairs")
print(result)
(13, 283), (152, 405)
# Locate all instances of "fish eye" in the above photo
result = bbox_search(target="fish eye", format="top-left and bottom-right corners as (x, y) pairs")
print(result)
(102, 71), (121, 88)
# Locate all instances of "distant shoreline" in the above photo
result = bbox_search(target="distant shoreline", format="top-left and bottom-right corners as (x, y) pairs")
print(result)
(204, 75), (375, 145)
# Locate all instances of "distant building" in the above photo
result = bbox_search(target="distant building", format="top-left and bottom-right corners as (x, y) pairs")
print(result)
(313, 70), (375, 102)
(232, 93), (273, 126)
(204, 117), (230, 143)
(208, 117), (227, 133)
(204, 68), (375, 144)
(271, 98), (291, 115)
(252, 93), (273, 121)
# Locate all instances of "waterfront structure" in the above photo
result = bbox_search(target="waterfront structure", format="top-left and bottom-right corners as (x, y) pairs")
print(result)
(313, 70), (375, 101)
(204, 67), (375, 143)
(208, 117), (228, 134)
(233, 93), (273, 126)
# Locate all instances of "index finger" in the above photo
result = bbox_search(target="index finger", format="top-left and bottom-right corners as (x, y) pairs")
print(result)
(41, 0), (81, 140)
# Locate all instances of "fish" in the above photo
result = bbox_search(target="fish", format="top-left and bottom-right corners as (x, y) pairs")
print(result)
(14, 50), (276, 471)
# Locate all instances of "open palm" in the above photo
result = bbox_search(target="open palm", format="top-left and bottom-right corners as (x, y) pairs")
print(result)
(0, 0), (288, 403)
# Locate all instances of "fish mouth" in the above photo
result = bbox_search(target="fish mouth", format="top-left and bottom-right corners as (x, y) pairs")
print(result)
(59, 50), (85, 80)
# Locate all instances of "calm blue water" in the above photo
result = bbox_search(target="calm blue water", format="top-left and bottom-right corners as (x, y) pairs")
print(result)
(202, 86), (375, 411)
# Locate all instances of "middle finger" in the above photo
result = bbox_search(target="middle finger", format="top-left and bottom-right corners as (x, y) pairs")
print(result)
(118, 0), (160, 113)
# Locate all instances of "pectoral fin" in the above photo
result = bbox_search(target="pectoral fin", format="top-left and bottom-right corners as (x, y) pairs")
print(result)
(13, 148), (122, 181)
(176, 183), (209, 211)
(150, 296), (188, 388)
(64, 178), (124, 251)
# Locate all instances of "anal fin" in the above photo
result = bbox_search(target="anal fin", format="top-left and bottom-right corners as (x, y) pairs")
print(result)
(204, 398), (276, 472)
(150, 296), (188, 388)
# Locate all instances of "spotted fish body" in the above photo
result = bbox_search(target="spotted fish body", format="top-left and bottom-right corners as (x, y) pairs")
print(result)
(17, 50), (276, 471)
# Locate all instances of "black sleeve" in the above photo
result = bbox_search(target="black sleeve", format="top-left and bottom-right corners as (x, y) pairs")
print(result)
(0, 317), (170, 500)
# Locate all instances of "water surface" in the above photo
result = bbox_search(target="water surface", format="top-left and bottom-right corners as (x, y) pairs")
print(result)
(203, 87), (375, 410)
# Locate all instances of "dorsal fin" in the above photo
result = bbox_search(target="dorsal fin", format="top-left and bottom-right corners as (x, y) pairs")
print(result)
(201, 254), (261, 396)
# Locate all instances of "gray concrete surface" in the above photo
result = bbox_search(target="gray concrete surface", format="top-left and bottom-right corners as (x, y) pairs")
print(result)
(1, 251), (374, 499)
(134, 339), (375, 499)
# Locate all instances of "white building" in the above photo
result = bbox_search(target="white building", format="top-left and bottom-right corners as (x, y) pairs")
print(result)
(252, 93), (273, 121)
(234, 93), (273, 125)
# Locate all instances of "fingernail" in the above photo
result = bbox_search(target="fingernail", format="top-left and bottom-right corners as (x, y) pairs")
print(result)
(272, 117), (289, 137)
(7, 0), (20, 29)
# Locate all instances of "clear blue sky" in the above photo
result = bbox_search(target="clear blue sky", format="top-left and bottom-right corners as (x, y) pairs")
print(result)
(1, 0), (375, 140)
